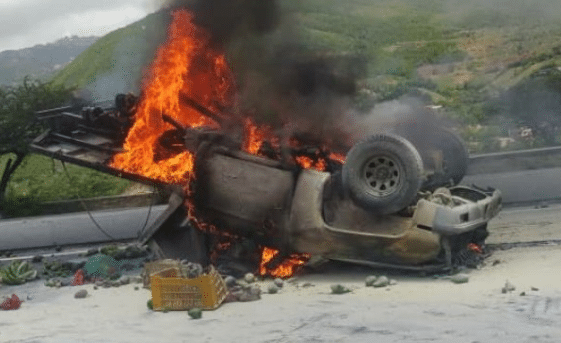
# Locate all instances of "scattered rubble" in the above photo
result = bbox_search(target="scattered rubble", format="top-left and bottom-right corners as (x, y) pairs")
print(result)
(330, 284), (351, 294)
(268, 284), (279, 294)
(74, 290), (88, 299)
(244, 273), (256, 284)
(373, 276), (390, 288)
(502, 280), (516, 293)
(224, 276), (236, 287)
(450, 274), (470, 284)
(273, 278), (284, 288)
(365, 275), (377, 287)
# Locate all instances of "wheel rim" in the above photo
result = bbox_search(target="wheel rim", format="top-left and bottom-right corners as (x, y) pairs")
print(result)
(362, 155), (401, 196)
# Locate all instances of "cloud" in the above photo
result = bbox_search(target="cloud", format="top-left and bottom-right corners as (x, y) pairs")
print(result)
(0, 0), (156, 51)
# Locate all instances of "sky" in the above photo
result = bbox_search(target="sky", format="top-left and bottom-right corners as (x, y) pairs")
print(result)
(0, 0), (161, 52)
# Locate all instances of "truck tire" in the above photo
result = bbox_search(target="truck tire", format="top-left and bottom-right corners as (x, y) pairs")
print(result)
(431, 128), (468, 187)
(342, 134), (424, 214)
(392, 125), (468, 190)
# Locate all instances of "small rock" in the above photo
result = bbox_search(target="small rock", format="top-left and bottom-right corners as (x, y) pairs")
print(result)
(450, 274), (469, 284)
(60, 280), (71, 287)
(188, 308), (203, 319)
(95, 280), (104, 287)
(223, 292), (239, 303)
(237, 280), (250, 289)
(238, 285), (261, 302)
(373, 276), (390, 288)
(74, 290), (88, 299)
(134, 286), (139, 291)
(32, 255), (44, 263)
(492, 259), (501, 266)
(224, 276), (237, 288)
(365, 275), (377, 287)
(502, 280), (516, 293)
(389, 279), (398, 286)
(330, 284), (351, 294)
(273, 278), (284, 288)
(531, 287), (539, 291)
(93, 286), (98, 290)
(301, 282), (314, 288)
(244, 273), (256, 284)
(268, 285), (279, 294)
(119, 276), (130, 285)
(520, 292), (526, 296)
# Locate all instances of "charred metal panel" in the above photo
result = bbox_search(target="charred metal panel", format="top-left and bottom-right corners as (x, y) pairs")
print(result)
(196, 153), (294, 238)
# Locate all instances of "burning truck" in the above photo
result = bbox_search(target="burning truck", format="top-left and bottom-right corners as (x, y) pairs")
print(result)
(30, 9), (501, 276)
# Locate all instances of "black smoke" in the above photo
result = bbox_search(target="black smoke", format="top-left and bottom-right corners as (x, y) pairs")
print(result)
(157, 0), (366, 148)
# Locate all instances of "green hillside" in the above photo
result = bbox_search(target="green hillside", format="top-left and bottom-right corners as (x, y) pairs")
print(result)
(51, 0), (561, 150)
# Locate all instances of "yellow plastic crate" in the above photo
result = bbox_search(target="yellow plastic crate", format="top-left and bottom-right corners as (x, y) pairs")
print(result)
(150, 266), (228, 311)
(142, 260), (183, 288)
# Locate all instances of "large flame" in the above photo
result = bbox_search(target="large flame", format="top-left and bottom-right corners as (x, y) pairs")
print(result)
(110, 10), (235, 183)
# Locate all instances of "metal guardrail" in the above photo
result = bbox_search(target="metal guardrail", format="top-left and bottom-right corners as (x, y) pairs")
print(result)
(467, 146), (561, 175)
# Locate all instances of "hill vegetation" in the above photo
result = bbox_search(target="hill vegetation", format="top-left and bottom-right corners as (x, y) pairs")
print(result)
(51, 1), (561, 146)
(0, 36), (98, 86)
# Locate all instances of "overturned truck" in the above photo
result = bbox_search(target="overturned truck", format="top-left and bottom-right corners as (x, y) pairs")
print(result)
(31, 95), (502, 273)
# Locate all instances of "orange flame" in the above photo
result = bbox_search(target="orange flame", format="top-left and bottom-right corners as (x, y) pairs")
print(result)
(110, 10), (235, 184)
(259, 247), (310, 278)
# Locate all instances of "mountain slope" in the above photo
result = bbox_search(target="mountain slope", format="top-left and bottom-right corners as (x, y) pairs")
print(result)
(0, 36), (98, 86)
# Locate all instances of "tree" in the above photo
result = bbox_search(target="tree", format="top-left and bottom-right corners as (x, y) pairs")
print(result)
(0, 78), (75, 205)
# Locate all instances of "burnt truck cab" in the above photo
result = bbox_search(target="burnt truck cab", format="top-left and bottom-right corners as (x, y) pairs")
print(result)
(195, 146), (501, 271)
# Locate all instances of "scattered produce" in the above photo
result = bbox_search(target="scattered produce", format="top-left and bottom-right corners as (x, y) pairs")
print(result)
(0, 260), (38, 285)
(43, 260), (72, 279)
(188, 308), (203, 319)
(0, 294), (22, 310)
(71, 269), (85, 286)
